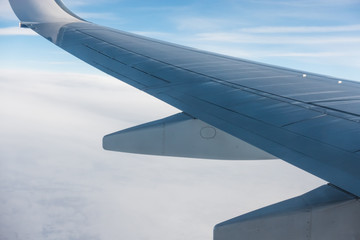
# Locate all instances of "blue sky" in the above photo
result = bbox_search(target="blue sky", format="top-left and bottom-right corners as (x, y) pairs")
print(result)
(1, 0), (360, 79)
(0, 0), (360, 240)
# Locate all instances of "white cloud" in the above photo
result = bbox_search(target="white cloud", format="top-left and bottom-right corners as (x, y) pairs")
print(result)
(195, 32), (360, 45)
(189, 45), (356, 59)
(254, 0), (360, 7)
(62, 0), (112, 7)
(75, 11), (119, 21)
(0, 69), (323, 240)
(131, 31), (174, 39)
(174, 17), (229, 31)
(260, 51), (354, 57)
(0, 27), (36, 36)
(241, 24), (360, 33)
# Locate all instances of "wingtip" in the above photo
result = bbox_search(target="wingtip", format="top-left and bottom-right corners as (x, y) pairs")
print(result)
(9, 0), (83, 23)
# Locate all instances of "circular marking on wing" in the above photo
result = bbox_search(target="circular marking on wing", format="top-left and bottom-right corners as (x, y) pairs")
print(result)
(200, 127), (216, 139)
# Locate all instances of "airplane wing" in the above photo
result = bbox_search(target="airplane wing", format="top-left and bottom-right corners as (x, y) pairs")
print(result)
(9, 0), (360, 197)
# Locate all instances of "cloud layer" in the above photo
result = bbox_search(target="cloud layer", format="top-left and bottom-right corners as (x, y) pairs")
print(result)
(0, 27), (36, 36)
(0, 69), (323, 240)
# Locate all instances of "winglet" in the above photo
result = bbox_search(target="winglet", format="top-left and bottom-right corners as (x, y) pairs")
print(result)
(9, 0), (84, 23)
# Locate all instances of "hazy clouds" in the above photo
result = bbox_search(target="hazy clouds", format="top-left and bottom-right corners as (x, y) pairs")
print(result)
(0, 69), (324, 240)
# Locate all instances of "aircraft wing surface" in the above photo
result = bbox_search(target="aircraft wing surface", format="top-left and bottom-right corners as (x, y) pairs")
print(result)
(9, 0), (360, 196)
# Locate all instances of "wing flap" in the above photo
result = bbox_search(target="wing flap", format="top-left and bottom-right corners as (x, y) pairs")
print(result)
(103, 113), (275, 160)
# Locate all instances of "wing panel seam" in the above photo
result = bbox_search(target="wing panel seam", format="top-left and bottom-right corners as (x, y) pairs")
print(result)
(75, 28), (360, 122)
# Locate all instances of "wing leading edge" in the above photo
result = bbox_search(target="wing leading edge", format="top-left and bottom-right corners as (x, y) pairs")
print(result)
(9, 0), (360, 196)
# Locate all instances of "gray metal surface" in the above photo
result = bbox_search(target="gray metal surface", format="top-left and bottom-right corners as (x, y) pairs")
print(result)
(214, 185), (360, 240)
(103, 113), (275, 160)
(9, 0), (360, 196)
